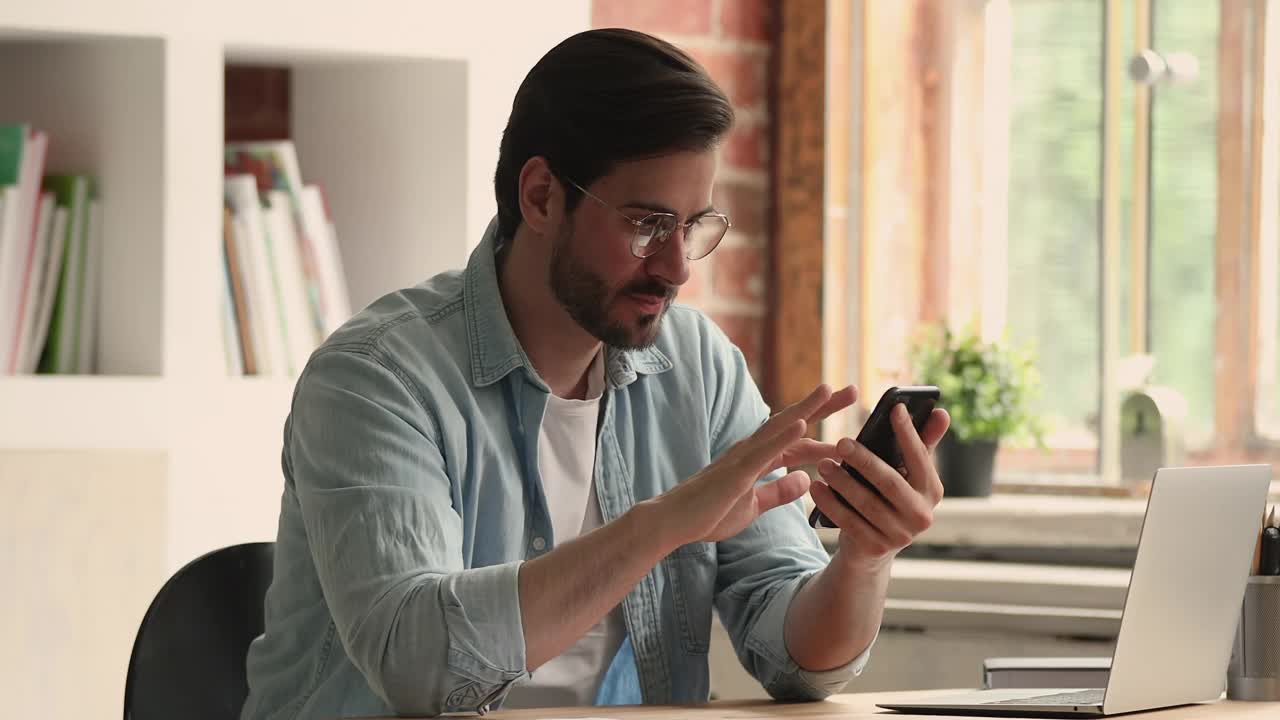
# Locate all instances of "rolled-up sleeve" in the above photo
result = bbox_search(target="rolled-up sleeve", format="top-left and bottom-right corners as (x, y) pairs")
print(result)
(705, 338), (869, 700)
(289, 347), (527, 716)
(716, 568), (873, 699)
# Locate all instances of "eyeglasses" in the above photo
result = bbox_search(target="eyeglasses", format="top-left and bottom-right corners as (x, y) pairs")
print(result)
(563, 177), (731, 261)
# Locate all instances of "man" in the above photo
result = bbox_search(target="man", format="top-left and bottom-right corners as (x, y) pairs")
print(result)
(241, 28), (949, 720)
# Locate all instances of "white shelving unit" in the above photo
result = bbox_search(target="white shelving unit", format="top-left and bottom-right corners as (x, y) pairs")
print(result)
(0, 3), (588, 718)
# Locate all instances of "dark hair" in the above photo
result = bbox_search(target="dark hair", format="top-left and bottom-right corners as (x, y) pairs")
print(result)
(494, 28), (735, 240)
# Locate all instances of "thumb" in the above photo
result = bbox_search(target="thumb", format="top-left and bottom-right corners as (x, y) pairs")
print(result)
(753, 470), (812, 515)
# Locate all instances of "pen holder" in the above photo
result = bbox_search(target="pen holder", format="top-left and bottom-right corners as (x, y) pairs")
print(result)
(1228, 575), (1280, 701)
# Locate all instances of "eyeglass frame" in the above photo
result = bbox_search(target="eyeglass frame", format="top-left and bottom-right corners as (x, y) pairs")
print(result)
(561, 177), (732, 261)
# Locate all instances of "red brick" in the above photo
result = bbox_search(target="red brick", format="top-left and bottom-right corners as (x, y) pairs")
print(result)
(592, 0), (713, 36)
(720, 0), (772, 43)
(711, 246), (766, 303)
(710, 312), (765, 378)
(723, 117), (768, 171)
(689, 47), (767, 109)
(712, 181), (768, 237)
(225, 66), (290, 142)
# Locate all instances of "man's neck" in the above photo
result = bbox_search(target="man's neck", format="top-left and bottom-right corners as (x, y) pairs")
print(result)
(497, 229), (603, 400)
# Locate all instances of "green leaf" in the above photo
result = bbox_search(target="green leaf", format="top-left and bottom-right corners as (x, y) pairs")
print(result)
(909, 323), (1046, 445)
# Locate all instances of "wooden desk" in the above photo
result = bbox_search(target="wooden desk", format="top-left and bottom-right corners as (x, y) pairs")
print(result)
(436, 691), (1280, 719)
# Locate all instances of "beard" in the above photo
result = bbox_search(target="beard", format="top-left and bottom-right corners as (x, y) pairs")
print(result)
(549, 226), (674, 350)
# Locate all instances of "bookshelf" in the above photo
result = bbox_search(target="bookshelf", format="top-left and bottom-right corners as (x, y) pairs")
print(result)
(0, 3), (589, 718)
(0, 36), (164, 375)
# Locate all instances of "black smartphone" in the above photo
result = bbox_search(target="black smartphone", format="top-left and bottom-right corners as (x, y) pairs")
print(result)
(808, 385), (941, 529)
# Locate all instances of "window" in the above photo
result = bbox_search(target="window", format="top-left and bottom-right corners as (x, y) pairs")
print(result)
(1000, 0), (1222, 457)
(829, 0), (1278, 482)
(1005, 0), (1105, 448)
(1145, 1), (1219, 445)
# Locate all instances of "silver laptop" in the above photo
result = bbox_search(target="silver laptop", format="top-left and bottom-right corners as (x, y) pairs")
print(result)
(879, 465), (1271, 717)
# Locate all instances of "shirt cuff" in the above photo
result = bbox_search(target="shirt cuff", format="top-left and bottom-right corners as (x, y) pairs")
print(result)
(441, 561), (529, 689)
(745, 572), (876, 698)
(796, 628), (877, 692)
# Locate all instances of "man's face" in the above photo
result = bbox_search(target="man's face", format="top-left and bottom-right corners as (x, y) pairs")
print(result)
(550, 150), (719, 349)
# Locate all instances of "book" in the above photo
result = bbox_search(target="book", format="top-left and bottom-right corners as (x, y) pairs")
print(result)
(224, 175), (286, 376)
(226, 141), (321, 332)
(298, 185), (350, 335)
(0, 188), (17, 369)
(77, 200), (103, 373)
(220, 239), (244, 377)
(22, 205), (69, 373)
(222, 206), (257, 374)
(226, 140), (350, 337)
(263, 189), (317, 374)
(9, 193), (55, 372)
(0, 127), (48, 374)
(0, 124), (24, 184)
(38, 175), (93, 375)
(225, 140), (304, 195)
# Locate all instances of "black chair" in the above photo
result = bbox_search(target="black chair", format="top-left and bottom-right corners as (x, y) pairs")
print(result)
(124, 542), (275, 720)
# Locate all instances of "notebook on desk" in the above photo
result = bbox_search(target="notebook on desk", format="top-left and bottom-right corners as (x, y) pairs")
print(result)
(878, 464), (1271, 717)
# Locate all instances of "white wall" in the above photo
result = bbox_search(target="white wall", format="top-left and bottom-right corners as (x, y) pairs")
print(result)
(0, 3), (591, 718)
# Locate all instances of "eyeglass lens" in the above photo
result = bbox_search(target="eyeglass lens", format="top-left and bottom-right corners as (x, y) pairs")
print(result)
(633, 215), (729, 259)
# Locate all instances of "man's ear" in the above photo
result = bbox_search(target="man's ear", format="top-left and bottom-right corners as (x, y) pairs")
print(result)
(518, 156), (560, 237)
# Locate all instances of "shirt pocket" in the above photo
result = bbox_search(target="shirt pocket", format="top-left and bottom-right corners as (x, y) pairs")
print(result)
(666, 541), (716, 654)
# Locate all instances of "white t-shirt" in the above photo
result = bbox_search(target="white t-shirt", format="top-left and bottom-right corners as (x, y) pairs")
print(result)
(502, 352), (627, 709)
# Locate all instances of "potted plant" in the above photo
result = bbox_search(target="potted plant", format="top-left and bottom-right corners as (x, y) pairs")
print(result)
(909, 324), (1046, 497)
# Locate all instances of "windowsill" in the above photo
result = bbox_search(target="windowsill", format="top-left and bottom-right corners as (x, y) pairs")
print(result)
(811, 494), (1140, 637)
(910, 493), (1149, 549)
(810, 476), (1279, 637)
(814, 474), (1274, 550)
(881, 558), (1128, 637)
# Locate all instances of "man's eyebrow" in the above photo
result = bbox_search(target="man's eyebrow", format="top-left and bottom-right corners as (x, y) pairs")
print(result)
(620, 202), (718, 218)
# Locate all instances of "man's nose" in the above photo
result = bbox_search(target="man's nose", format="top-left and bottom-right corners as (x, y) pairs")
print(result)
(645, 226), (691, 287)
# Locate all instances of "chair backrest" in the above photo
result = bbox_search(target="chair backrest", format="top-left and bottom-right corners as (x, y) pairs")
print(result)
(124, 542), (274, 720)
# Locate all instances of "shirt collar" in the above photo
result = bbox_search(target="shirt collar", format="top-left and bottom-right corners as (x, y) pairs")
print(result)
(463, 217), (673, 390)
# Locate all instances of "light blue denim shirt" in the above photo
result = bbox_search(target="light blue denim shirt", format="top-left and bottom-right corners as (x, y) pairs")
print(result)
(241, 219), (869, 720)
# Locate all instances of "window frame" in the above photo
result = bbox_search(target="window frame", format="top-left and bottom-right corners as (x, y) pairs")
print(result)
(1252, 0), (1280, 442)
(809, 0), (1280, 479)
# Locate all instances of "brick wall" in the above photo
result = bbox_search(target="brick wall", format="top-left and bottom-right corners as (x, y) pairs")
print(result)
(592, 0), (774, 383)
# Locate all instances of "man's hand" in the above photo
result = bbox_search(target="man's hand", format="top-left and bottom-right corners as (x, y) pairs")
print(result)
(810, 403), (950, 568)
(648, 383), (858, 547)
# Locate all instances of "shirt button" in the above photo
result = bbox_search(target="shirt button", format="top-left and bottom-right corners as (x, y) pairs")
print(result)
(532, 536), (546, 551)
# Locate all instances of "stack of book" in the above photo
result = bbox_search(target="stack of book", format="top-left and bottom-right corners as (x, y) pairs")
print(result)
(222, 140), (351, 377)
(0, 123), (101, 376)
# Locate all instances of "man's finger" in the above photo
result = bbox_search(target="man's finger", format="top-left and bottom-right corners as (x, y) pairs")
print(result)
(836, 436), (916, 508)
(810, 481), (891, 542)
(890, 403), (934, 493)
(806, 384), (857, 424)
(891, 405), (948, 501)
(811, 482), (898, 558)
(724, 384), (831, 467)
(920, 408), (951, 451)
(753, 470), (811, 514)
(765, 384), (834, 433)
(741, 419), (807, 476)
(770, 438), (841, 472)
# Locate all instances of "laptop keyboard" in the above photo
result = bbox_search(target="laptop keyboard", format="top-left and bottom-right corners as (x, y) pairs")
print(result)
(983, 689), (1105, 706)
